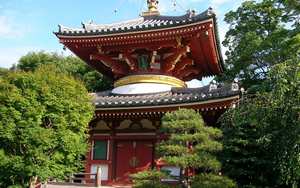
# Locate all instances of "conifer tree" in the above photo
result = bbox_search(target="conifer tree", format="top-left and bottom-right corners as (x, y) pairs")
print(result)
(157, 108), (236, 188)
(132, 109), (236, 188)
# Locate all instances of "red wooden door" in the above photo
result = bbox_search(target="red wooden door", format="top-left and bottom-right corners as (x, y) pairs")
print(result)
(116, 141), (153, 182)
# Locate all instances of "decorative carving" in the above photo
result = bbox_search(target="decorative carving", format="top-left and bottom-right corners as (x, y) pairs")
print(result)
(176, 36), (182, 47)
(138, 54), (150, 71)
(141, 119), (156, 130)
(117, 120), (132, 130)
(150, 51), (157, 65)
(129, 156), (139, 168)
(209, 80), (218, 91)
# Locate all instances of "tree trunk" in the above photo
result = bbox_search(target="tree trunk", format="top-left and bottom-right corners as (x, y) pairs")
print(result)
(29, 176), (38, 188)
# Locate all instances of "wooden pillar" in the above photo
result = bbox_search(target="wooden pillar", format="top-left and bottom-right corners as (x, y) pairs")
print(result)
(111, 120), (117, 181)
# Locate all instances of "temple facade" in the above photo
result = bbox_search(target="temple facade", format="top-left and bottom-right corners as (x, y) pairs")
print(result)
(55, 0), (240, 185)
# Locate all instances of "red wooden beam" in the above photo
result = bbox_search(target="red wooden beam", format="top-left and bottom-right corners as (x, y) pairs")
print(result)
(122, 52), (138, 71)
(162, 46), (190, 73)
(101, 41), (178, 52)
(190, 35), (211, 75)
(172, 57), (194, 76)
(197, 30), (220, 74)
(90, 54), (129, 76)
(204, 28), (221, 73)
(174, 66), (200, 80)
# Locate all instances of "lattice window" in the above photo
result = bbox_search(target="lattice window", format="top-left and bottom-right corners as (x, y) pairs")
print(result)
(93, 140), (108, 160)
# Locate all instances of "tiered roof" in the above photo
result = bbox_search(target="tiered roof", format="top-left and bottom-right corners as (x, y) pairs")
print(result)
(55, 2), (240, 113)
(91, 82), (240, 119)
(55, 8), (224, 81)
(57, 9), (218, 38)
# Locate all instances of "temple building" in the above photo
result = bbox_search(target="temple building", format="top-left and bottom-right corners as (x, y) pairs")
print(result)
(55, 0), (240, 185)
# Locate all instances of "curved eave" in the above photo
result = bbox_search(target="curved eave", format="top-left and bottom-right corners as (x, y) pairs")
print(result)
(55, 10), (224, 78)
(94, 93), (239, 110)
(94, 95), (239, 113)
(212, 16), (224, 72)
(54, 13), (214, 37)
(56, 18), (223, 72)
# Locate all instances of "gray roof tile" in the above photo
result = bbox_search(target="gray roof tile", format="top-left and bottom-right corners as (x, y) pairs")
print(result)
(56, 9), (215, 36)
(92, 82), (240, 109)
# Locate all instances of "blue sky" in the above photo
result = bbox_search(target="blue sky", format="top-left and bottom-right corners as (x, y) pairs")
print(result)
(0, 0), (245, 70)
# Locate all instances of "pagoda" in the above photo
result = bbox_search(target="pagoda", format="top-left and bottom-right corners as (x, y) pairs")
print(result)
(55, 0), (240, 185)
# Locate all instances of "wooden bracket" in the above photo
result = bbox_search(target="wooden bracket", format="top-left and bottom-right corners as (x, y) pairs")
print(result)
(162, 45), (190, 73)
(174, 66), (200, 80)
(90, 54), (129, 75)
(173, 57), (194, 75)
(122, 52), (138, 71)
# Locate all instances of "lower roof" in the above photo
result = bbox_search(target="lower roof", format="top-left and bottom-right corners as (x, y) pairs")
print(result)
(92, 82), (240, 110)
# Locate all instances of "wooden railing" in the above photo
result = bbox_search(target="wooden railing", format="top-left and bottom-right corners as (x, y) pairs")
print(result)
(37, 167), (103, 187)
(69, 167), (102, 187)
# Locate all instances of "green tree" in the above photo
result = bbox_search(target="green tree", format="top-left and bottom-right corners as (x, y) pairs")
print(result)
(0, 65), (94, 187)
(132, 109), (236, 188)
(220, 0), (300, 89)
(191, 173), (237, 188)
(220, 58), (300, 187)
(158, 109), (221, 185)
(157, 109), (236, 188)
(0, 67), (9, 77)
(131, 170), (177, 188)
(17, 51), (112, 92)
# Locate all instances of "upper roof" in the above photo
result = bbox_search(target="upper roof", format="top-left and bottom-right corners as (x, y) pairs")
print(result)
(55, 7), (224, 82)
(56, 9), (216, 36)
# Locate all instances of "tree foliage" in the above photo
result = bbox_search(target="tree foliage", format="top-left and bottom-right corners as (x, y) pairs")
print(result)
(17, 51), (112, 92)
(132, 109), (236, 188)
(158, 109), (223, 172)
(220, 58), (300, 187)
(220, 0), (300, 89)
(191, 173), (237, 188)
(158, 109), (235, 188)
(0, 67), (9, 77)
(0, 65), (94, 187)
(131, 170), (178, 188)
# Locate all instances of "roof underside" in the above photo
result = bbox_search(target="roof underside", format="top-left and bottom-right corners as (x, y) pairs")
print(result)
(55, 8), (224, 81)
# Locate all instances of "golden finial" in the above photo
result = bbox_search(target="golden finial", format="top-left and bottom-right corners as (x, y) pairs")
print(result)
(147, 0), (158, 12)
(142, 0), (160, 16)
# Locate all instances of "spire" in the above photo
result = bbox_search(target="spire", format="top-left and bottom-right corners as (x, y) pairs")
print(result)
(142, 0), (160, 16)
(147, 0), (158, 12)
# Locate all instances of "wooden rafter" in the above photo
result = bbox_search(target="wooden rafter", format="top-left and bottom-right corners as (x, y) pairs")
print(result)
(120, 52), (138, 71)
(190, 35), (210, 75)
(101, 41), (178, 52)
(90, 54), (129, 76)
(202, 29), (221, 73)
(172, 57), (194, 76)
(162, 46), (190, 73)
(175, 66), (200, 80)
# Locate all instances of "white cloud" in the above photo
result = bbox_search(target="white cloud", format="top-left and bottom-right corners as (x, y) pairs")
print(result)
(211, 0), (232, 7)
(0, 46), (73, 68)
(0, 16), (27, 38)
(0, 46), (37, 68)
